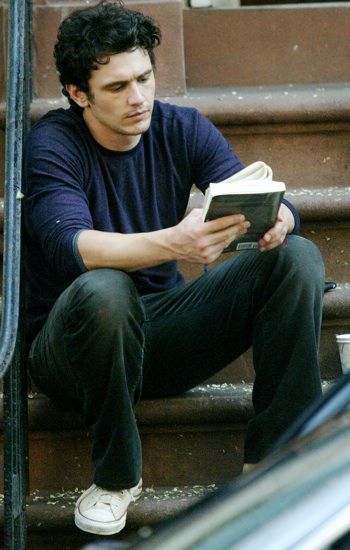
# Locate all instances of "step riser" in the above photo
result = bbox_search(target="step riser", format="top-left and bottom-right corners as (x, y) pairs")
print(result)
(0, 424), (245, 492)
(221, 122), (350, 189)
(302, 223), (350, 284)
(184, 7), (350, 87)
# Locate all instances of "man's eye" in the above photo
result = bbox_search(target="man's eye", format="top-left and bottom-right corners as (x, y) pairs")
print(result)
(138, 76), (149, 83)
(108, 84), (125, 92)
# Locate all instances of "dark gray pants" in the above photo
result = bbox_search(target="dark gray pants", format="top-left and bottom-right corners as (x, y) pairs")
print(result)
(28, 235), (325, 490)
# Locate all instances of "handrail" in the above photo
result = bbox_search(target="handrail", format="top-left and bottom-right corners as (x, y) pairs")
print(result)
(0, 0), (30, 378)
(2, 1), (32, 549)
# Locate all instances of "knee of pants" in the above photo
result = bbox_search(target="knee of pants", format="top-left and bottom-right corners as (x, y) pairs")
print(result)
(276, 235), (325, 288)
(66, 268), (144, 329)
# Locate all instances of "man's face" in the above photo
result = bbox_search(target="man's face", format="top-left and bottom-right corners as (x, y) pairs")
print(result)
(72, 48), (156, 151)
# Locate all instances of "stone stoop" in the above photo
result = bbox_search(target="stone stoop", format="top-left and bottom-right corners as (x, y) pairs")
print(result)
(0, 384), (253, 493)
(0, 384), (251, 547)
(0, 81), (349, 540)
(0, 486), (218, 549)
(0, 1), (349, 545)
(0, 379), (336, 548)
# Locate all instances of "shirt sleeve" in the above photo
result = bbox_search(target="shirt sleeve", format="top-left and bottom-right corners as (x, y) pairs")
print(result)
(23, 122), (92, 281)
(282, 198), (300, 235)
(189, 110), (245, 190)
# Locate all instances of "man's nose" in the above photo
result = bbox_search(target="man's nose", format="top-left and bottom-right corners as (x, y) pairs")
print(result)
(128, 82), (145, 105)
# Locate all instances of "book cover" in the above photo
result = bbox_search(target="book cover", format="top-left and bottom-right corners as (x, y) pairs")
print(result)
(202, 162), (286, 252)
(204, 188), (285, 251)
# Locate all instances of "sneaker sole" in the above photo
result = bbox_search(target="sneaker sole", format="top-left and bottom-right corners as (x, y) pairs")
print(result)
(130, 479), (143, 501)
(131, 488), (142, 501)
(74, 509), (127, 536)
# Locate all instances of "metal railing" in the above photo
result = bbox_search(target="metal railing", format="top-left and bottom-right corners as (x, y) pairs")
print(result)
(2, 0), (32, 548)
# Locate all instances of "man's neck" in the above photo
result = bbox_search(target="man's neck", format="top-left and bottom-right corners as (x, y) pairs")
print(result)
(83, 109), (141, 152)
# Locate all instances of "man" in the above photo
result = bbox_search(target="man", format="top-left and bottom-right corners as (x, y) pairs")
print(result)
(23, 0), (325, 536)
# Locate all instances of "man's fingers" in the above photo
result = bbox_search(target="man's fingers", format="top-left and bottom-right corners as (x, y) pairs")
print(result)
(259, 221), (288, 251)
(207, 220), (251, 248)
(203, 213), (247, 233)
(179, 208), (252, 263)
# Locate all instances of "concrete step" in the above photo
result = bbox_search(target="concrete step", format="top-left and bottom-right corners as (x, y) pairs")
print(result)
(0, 377), (337, 493)
(0, 485), (217, 549)
(183, 5), (350, 87)
(0, 383), (252, 492)
(0, 0), (186, 103)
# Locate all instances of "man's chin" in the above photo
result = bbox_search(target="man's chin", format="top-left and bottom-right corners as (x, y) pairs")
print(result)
(124, 109), (152, 134)
(123, 121), (151, 136)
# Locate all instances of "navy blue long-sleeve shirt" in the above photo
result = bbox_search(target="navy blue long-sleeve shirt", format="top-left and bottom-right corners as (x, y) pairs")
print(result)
(23, 100), (300, 346)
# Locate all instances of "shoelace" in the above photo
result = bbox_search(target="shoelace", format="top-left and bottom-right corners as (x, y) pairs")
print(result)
(88, 489), (130, 518)
(95, 489), (128, 505)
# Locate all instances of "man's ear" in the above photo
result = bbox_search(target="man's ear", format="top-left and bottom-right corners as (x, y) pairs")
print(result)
(65, 85), (89, 108)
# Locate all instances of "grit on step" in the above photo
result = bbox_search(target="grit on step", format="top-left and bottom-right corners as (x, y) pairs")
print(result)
(0, 384), (253, 492)
(0, 485), (217, 549)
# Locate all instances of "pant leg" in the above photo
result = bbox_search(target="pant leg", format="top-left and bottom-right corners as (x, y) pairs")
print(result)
(245, 235), (325, 462)
(141, 235), (325, 462)
(28, 268), (145, 490)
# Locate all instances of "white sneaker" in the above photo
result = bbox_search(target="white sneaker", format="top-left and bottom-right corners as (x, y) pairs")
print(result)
(74, 479), (142, 535)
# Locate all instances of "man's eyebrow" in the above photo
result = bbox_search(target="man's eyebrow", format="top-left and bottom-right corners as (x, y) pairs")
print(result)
(102, 69), (153, 90)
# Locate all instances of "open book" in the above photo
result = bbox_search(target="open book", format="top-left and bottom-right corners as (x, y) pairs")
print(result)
(202, 161), (286, 252)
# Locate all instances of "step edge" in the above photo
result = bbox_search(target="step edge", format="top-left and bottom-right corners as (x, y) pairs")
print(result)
(18, 383), (255, 433)
(2, 82), (350, 128)
(323, 287), (350, 321)
(287, 188), (350, 221)
(0, 485), (217, 531)
(0, 379), (342, 434)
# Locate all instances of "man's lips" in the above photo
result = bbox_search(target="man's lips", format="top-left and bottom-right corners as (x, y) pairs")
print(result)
(126, 109), (149, 119)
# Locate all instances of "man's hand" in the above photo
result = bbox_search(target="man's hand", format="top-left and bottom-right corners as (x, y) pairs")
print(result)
(258, 203), (295, 252)
(169, 208), (251, 264)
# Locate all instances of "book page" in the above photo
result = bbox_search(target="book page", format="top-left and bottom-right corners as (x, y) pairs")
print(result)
(213, 161), (273, 185)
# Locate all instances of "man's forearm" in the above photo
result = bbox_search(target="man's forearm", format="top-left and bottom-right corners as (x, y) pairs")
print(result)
(77, 209), (250, 271)
(77, 228), (177, 271)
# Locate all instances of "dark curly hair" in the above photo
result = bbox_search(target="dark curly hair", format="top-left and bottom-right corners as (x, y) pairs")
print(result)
(54, 0), (162, 100)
